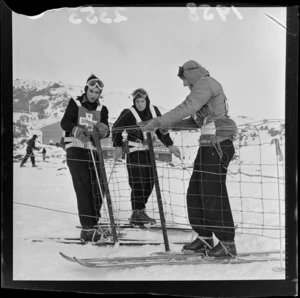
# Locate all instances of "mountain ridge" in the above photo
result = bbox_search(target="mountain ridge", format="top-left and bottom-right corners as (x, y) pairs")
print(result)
(13, 79), (285, 144)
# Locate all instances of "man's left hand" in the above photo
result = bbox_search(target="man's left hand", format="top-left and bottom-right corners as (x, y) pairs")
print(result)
(168, 145), (181, 158)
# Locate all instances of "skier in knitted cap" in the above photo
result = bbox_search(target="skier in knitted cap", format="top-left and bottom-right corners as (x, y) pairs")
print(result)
(20, 134), (41, 167)
(140, 61), (238, 258)
(61, 74), (110, 243)
(112, 88), (181, 227)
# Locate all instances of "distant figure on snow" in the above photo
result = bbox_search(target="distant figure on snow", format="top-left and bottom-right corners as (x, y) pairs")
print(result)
(20, 134), (41, 167)
(42, 147), (46, 161)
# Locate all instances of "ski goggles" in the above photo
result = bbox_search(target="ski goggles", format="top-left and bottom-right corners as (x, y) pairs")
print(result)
(177, 66), (199, 79)
(132, 88), (148, 99)
(86, 78), (104, 90)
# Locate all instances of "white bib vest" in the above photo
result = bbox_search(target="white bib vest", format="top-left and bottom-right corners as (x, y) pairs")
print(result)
(127, 105), (158, 153)
(129, 105), (157, 140)
(65, 99), (103, 150)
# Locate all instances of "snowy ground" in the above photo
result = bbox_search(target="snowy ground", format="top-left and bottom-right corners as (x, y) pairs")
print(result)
(13, 142), (286, 281)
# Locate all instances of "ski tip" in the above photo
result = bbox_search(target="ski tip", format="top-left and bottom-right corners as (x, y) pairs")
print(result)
(74, 257), (96, 267)
(59, 252), (76, 262)
(59, 251), (67, 258)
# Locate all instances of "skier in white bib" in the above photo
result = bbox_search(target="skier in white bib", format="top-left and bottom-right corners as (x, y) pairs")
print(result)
(61, 74), (110, 243)
(112, 88), (181, 227)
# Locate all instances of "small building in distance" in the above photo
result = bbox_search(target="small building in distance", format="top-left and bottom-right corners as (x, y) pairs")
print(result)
(40, 122), (64, 145)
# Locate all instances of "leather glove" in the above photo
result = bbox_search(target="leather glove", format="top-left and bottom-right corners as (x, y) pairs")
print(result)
(72, 126), (90, 143)
(139, 119), (169, 134)
(138, 117), (160, 132)
(95, 122), (108, 138)
(168, 145), (181, 158)
(113, 147), (123, 161)
(159, 128), (169, 135)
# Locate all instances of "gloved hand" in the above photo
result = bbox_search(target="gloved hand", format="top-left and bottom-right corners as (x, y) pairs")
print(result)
(138, 119), (152, 130)
(113, 147), (123, 161)
(138, 117), (160, 132)
(159, 128), (169, 135)
(168, 145), (181, 158)
(95, 122), (108, 138)
(72, 126), (90, 143)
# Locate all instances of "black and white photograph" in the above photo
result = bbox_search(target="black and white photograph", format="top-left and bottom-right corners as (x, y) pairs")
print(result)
(2, 2), (298, 297)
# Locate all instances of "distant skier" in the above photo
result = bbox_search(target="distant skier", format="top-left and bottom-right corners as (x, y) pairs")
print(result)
(140, 60), (238, 258)
(112, 88), (181, 227)
(42, 147), (46, 161)
(20, 134), (41, 167)
(61, 74), (109, 243)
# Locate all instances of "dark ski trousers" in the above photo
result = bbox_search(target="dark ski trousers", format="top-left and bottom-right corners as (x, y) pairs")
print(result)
(126, 151), (154, 210)
(187, 139), (235, 242)
(66, 147), (103, 227)
(20, 150), (35, 166)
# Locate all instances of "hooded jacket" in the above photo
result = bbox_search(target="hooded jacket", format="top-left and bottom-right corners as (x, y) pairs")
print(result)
(150, 60), (237, 140)
(112, 95), (173, 148)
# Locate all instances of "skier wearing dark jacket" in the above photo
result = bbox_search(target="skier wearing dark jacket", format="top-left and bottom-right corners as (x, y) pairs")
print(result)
(141, 60), (238, 257)
(112, 88), (181, 226)
(20, 134), (40, 167)
(61, 74), (110, 243)
(42, 147), (46, 161)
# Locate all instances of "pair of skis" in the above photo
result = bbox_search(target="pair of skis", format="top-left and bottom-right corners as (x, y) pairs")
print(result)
(28, 236), (188, 246)
(59, 251), (283, 268)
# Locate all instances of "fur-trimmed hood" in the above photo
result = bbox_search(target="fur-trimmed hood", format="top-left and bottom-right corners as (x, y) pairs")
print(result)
(181, 60), (210, 85)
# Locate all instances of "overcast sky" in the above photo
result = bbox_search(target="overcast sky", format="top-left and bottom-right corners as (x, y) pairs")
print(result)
(13, 6), (286, 120)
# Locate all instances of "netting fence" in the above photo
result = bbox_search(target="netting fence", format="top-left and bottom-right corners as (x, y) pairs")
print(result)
(105, 120), (285, 241)
(14, 119), (285, 243)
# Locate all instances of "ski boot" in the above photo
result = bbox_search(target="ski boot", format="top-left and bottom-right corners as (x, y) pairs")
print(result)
(80, 225), (106, 243)
(207, 240), (237, 258)
(129, 209), (156, 227)
(182, 236), (214, 254)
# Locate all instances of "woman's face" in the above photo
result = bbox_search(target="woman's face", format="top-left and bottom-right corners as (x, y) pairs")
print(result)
(135, 97), (147, 111)
(86, 87), (101, 102)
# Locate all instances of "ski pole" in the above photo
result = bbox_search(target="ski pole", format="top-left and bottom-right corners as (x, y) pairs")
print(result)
(91, 133), (118, 244)
(89, 146), (106, 206)
(107, 160), (117, 185)
(179, 157), (192, 177)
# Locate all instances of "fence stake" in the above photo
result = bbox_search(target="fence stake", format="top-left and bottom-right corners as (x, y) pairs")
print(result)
(147, 132), (170, 252)
(274, 138), (284, 270)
